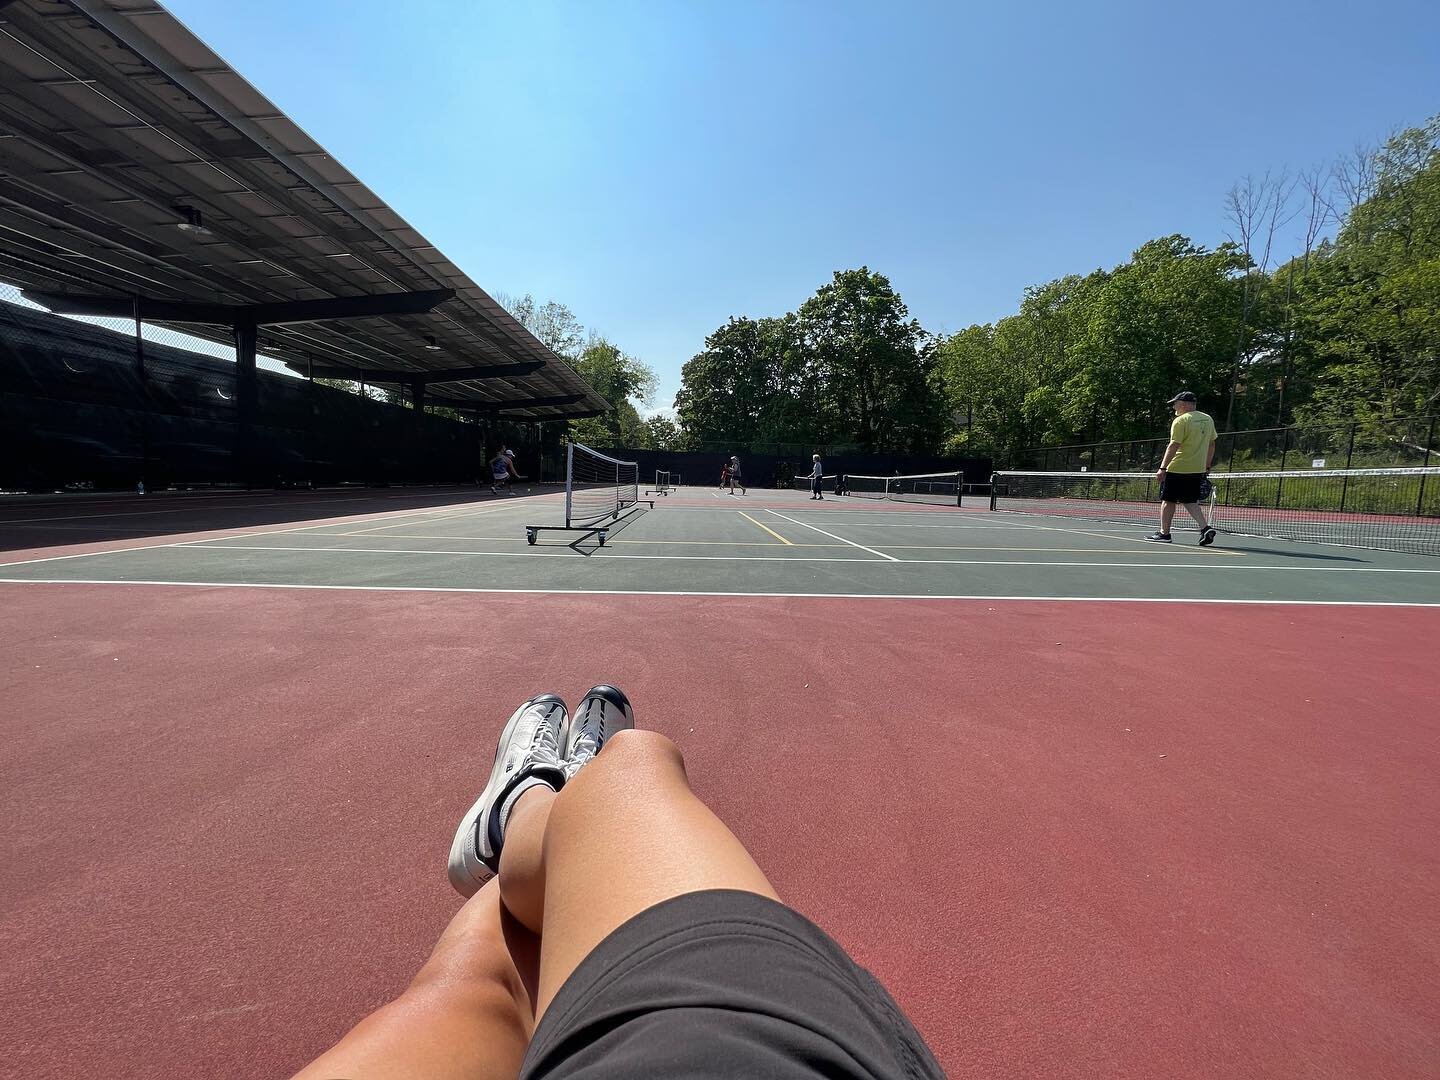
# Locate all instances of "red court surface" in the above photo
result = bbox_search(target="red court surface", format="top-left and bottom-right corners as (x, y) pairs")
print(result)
(3, 582), (1438, 1079)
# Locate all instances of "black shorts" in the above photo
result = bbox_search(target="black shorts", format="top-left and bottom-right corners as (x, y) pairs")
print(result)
(519, 889), (944, 1078)
(1160, 471), (1204, 504)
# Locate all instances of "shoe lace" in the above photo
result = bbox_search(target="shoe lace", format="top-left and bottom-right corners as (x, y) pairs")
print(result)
(512, 707), (565, 772)
(570, 704), (608, 763)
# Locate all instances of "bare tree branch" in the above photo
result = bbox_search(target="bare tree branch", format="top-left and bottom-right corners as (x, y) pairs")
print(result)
(1223, 171), (1297, 428)
(1329, 140), (1378, 218)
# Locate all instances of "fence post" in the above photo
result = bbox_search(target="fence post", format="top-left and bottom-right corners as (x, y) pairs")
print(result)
(1340, 423), (1357, 512)
(133, 297), (150, 491)
(1275, 426), (1289, 508)
(1417, 416), (1437, 516)
(306, 354), (316, 487)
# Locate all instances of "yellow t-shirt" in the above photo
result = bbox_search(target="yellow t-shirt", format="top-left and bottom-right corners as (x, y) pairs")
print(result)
(1168, 410), (1216, 473)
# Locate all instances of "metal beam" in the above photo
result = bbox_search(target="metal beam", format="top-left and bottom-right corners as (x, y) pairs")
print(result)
(475, 394), (586, 411)
(494, 406), (603, 420)
(24, 289), (235, 324)
(22, 288), (455, 327)
(305, 361), (545, 384)
(424, 361), (544, 383)
(248, 289), (454, 325)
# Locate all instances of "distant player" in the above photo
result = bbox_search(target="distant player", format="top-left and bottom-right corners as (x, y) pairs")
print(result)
(727, 455), (747, 496)
(809, 454), (825, 500)
(719, 461), (731, 490)
(1146, 391), (1218, 545)
(490, 447), (522, 495)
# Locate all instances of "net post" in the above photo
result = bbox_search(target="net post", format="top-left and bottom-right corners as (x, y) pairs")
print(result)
(1340, 424), (1356, 512)
(1418, 416), (1437, 516)
(132, 295), (151, 492)
(564, 441), (575, 528)
(1274, 425), (1290, 509)
(234, 317), (259, 488)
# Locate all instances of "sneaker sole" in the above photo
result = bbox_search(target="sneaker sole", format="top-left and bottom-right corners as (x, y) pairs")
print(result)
(447, 693), (566, 897)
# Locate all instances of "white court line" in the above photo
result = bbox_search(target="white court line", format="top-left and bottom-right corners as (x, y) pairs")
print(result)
(286, 532), (1227, 555)
(986, 514), (1173, 548)
(2, 577), (1438, 607)
(344, 501), (528, 534)
(156, 543), (1440, 572)
(0, 489), (486, 525)
(173, 543), (873, 564)
(797, 521), (1038, 530)
(0, 540), (192, 568)
(0, 496), (548, 568)
(177, 493), (548, 542)
(762, 510), (899, 561)
(0, 499), (537, 567)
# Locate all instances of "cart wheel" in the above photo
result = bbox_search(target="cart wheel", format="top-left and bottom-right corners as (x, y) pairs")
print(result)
(597, 531), (607, 547)
(525, 528), (537, 546)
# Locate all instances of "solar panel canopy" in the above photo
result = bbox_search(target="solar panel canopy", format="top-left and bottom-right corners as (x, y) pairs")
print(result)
(0, 0), (607, 418)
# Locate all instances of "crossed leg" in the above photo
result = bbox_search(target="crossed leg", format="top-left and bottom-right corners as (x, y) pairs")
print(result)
(292, 877), (538, 1080)
(498, 729), (777, 1017)
(293, 729), (777, 1075)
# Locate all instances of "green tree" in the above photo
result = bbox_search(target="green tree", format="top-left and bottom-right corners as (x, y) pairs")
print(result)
(673, 314), (821, 449)
(797, 268), (942, 452)
(642, 414), (682, 450)
(933, 237), (1247, 455)
(673, 317), (768, 445)
(568, 336), (657, 447)
(497, 293), (585, 359)
(1289, 116), (1440, 426)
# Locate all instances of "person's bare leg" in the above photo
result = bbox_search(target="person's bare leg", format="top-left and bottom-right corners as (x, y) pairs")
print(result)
(497, 728), (778, 1018)
(1160, 499), (1177, 534)
(497, 782), (556, 935)
(292, 877), (538, 1080)
(1182, 500), (1208, 528)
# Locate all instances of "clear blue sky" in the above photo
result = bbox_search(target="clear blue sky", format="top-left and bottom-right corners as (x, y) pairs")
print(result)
(165, 0), (1439, 413)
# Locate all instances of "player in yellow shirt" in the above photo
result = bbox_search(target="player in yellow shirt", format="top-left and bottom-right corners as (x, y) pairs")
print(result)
(1146, 391), (1219, 546)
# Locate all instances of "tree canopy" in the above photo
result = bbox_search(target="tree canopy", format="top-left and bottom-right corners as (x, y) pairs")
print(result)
(503, 114), (1440, 464)
(675, 268), (942, 453)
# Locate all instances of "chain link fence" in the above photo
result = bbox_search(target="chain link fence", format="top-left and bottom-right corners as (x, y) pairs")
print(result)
(1007, 416), (1439, 475)
(1, 286), (488, 492)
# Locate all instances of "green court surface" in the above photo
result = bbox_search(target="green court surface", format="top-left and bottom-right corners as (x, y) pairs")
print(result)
(3, 485), (1438, 606)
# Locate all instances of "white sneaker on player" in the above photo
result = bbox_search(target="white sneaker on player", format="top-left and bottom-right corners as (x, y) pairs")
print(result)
(447, 693), (568, 897)
(563, 684), (634, 781)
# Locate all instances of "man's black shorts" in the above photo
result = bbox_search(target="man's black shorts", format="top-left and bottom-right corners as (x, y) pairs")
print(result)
(519, 889), (944, 1078)
(1160, 471), (1204, 504)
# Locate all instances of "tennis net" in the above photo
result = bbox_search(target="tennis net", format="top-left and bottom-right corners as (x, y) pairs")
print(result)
(844, 471), (963, 507)
(566, 443), (640, 527)
(989, 467), (1440, 556)
(646, 469), (672, 496)
(794, 473), (837, 489)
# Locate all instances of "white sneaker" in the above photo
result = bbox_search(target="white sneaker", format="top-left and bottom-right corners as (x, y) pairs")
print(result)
(447, 693), (568, 897)
(563, 685), (634, 781)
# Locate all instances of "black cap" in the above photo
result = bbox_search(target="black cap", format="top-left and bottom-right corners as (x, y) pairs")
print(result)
(1167, 391), (1197, 404)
